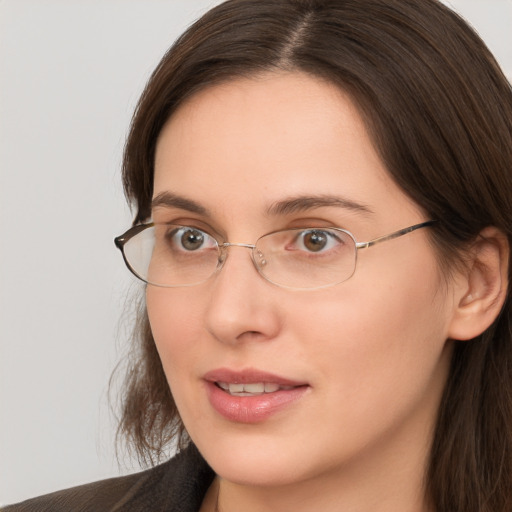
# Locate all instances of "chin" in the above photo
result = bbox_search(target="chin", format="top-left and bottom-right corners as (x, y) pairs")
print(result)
(212, 455), (305, 487)
(192, 429), (319, 487)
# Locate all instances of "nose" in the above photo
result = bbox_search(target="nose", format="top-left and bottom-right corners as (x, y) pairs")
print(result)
(204, 244), (281, 346)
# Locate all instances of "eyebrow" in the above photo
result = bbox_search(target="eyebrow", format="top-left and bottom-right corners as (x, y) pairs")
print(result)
(151, 191), (373, 218)
(266, 195), (374, 216)
(151, 192), (209, 215)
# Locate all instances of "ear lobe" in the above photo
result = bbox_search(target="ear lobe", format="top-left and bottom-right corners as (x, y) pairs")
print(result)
(447, 227), (509, 341)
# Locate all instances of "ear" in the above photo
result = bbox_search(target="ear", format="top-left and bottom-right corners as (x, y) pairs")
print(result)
(448, 227), (509, 341)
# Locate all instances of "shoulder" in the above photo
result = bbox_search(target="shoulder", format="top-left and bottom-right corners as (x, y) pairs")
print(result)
(2, 444), (214, 512)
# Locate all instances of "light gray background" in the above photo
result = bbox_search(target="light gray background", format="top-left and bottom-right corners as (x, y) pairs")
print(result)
(1, 0), (511, 505)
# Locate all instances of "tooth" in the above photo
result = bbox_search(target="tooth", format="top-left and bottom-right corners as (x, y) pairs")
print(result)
(228, 383), (244, 393)
(219, 381), (294, 396)
(244, 383), (265, 393)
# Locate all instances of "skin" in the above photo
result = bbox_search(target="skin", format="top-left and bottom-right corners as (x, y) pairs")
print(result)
(147, 72), (464, 512)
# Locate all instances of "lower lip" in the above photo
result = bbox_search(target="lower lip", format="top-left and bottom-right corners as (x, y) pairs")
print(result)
(205, 381), (308, 423)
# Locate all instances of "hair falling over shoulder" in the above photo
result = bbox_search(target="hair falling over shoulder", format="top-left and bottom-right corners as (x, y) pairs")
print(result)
(114, 1), (512, 510)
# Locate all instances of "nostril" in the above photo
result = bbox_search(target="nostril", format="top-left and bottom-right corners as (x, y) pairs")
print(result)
(235, 330), (265, 342)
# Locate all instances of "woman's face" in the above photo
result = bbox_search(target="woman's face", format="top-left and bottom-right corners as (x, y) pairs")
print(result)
(148, 72), (457, 490)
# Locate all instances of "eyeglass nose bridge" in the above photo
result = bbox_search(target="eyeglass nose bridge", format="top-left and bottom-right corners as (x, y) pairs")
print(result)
(220, 242), (256, 250)
(217, 241), (268, 271)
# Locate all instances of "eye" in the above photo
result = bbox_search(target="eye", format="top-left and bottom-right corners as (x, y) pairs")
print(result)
(294, 229), (342, 253)
(168, 226), (217, 251)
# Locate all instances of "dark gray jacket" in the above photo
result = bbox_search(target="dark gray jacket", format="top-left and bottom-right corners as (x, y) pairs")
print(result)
(2, 445), (214, 512)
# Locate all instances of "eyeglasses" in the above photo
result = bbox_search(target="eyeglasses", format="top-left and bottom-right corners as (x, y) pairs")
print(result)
(114, 220), (436, 290)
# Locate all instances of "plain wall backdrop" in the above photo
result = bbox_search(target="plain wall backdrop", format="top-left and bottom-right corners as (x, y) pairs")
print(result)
(1, 0), (511, 505)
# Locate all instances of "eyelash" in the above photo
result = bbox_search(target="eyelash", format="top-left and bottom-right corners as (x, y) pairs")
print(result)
(155, 218), (222, 240)
(151, 215), (348, 241)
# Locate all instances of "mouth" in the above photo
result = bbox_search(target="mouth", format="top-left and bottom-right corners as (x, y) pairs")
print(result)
(204, 368), (309, 423)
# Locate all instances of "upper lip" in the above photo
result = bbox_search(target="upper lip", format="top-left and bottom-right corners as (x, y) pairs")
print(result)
(203, 367), (308, 387)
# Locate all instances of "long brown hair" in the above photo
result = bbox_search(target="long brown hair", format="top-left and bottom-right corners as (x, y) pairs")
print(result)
(117, 1), (512, 510)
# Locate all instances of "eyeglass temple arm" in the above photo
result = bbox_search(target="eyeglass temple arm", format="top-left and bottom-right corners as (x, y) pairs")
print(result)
(114, 222), (155, 249)
(355, 220), (437, 250)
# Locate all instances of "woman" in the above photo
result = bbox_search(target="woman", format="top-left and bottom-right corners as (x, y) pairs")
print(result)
(5, 0), (512, 510)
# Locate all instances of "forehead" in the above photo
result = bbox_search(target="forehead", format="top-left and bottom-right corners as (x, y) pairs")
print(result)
(153, 71), (420, 227)
(155, 71), (368, 173)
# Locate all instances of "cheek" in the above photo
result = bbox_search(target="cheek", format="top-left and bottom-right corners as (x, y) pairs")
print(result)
(145, 287), (214, 430)
(146, 288), (204, 375)
(291, 252), (451, 430)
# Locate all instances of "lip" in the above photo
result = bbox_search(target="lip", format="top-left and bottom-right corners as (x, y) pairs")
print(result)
(203, 368), (309, 423)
